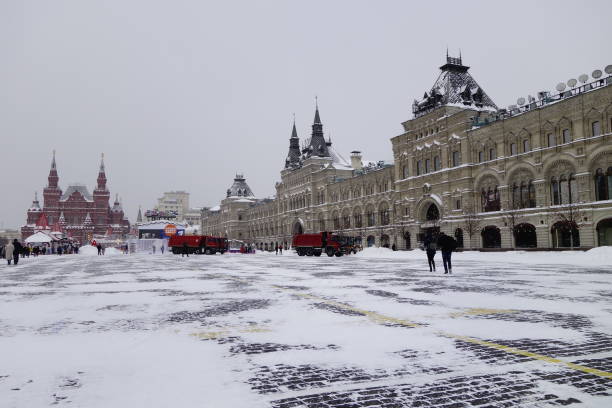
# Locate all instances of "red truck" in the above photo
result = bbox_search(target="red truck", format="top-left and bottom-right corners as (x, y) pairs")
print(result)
(168, 235), (228, 255)
(292, 232), (355, 257)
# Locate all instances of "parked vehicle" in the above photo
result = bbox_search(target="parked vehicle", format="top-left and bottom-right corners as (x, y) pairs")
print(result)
(292, 232), (355, 257)
(168, 235), (228, 255)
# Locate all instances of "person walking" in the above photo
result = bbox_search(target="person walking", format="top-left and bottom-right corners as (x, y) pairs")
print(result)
(279, 244), (283, 255)
(12, 239), (22, 265)
(160, 245), (164, 254)
(437, 232), (458, 274)
(423, 235), (437, 272)
(275, 244), (279, 255)
(97, 243), (102, 255)
(4, 241), (14, 265)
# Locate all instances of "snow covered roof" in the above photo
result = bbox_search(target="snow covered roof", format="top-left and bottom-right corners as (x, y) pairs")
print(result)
(61, 184), (93, 201)
(25, 231), (55, 243)
(329, 145), (352, 170)
(413, 55), (497, 118)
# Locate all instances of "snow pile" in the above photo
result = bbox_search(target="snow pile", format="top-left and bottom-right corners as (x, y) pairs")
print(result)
(79, 245), (122, 256)
(79, 245), (98, 256)
(356, 246), (612, 267)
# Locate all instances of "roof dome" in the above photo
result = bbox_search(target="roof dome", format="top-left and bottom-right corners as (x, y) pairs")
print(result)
(226, 174), (255, 198)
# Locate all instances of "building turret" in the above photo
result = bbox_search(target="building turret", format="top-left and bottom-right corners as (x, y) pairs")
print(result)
(93, 153), (111, 231)
(304, 103), (330, 158)
(96, 153), (108, 192)
(43, 151), (62, 223)
(285, 120), (302, 169)
(226, 174), (255, 198)
(26, 192), (42, 224)
(136, 206), (143, 223)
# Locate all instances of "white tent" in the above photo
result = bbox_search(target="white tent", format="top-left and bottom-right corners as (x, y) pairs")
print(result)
(25, 231), (53, 244)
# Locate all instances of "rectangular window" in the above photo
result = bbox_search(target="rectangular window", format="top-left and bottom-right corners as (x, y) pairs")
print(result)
(523, 139), (530, 152)
(434, 156), (440, 171)
(510, 143), (517, 155)
(547, 133), (555, 147)
(489, 148), (496, 160)
(592, 121), (601, 136)
(478, 151), (484, 162)
(562, 128), (571, 144)
(425, 159), (431, 173)
(452, 151), (460, 167)
(416, 160), (422, 175)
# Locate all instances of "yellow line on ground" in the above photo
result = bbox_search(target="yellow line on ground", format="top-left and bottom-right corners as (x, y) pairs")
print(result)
(442, 333), (612, 379)
(226, 275), (612, 379)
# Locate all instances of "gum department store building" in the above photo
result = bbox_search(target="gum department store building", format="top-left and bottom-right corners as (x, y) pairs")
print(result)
(201, 56), (612, 250)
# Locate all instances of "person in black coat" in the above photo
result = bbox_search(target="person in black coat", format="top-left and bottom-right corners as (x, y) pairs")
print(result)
(13, 239), (23, 265)
(436, 232), (458, 274)
(182, 242), (189, 257)
(423, 235), (437, 272)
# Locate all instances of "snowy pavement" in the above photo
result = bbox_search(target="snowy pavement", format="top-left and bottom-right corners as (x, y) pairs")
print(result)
(1, 249), (611, 407)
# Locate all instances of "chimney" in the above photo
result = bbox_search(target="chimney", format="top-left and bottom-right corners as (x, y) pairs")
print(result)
(350, 151), (363, 171)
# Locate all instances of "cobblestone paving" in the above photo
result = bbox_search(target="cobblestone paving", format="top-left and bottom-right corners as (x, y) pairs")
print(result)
(0, 252), (611, 407)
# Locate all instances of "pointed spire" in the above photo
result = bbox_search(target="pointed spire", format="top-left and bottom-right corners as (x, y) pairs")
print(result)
(47, 150), (59, 188)
(83, 212), (93, 226)
(96, 153), (108, 191)
(306, 99), (329, 158)
(314, 97), (321, 124)
(285, 116), (302, 169)
(137, 206), (143, 223)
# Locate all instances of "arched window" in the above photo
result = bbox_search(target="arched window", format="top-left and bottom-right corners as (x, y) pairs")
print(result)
(366, 208), (375, 227)
(489, 147), (496, 160)
(402, 165), (409, 178)
(547, 133), (555, 147)
(434, 156), (441, 171)
(510, 143), (517, 155)
(569, 173), (577, 204)
(594, 167), (612, 201)
(425, 159), (431, 173)
(562, 128), (571, 144)
(416, 160), (422, 176)
(379, 204), (390, 226)
(478, 151), (484, 162)
(354, 212), (362, 228)
(520, 182), (527, 208)
(551, 177), (560, 205)
(528, 181), (536, 208)
(592, 121), (601, 136)
(512, 183), (520, 209)
(523, 139), (530, 152)
(559, 175), (569, 204)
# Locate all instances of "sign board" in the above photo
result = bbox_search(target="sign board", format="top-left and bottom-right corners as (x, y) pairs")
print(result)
(164, 224), (178, 236)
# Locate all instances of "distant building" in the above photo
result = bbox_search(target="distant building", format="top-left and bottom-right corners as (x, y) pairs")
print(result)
(21, 152), (130, 244)
(144, 190), (201, 225)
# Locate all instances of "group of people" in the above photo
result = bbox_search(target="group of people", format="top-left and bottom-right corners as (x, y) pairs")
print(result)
(1, 239), (23, 265)
(423, 232), (459, 274)
(1, 240), (83, 265)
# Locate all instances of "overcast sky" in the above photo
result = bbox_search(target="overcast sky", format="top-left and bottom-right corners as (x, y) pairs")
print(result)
(1, 0), (610, 229)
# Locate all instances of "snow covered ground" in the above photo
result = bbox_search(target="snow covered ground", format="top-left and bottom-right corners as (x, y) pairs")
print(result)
(1, 249), (611, 407)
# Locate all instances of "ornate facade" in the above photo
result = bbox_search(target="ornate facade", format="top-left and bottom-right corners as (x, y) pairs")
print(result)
(202, 56), (612, 250)
(21, 153), (130, 244)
